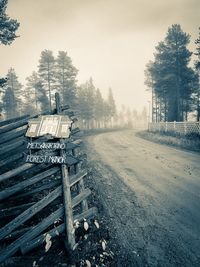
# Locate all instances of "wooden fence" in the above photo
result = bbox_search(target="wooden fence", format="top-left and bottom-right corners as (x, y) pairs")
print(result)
(0, 93), (97, 263)
(148, 121), (200, 135)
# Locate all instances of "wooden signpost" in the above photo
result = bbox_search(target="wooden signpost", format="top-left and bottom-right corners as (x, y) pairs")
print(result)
(25, 115), (72, 164)
(0, 93), (97, 263)
(26, 115), (72, 138)
(24, 93), (77, 249)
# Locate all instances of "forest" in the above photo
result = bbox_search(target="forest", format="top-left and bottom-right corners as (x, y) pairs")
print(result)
(1, 1), (200, 127)
(0, 49), (147, 129)
(0, 1), (147, 129)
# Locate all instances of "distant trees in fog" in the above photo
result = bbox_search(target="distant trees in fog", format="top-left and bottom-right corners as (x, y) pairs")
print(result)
(76, 78), (117, 129)
(145, 24), (200, 122)
(38, 50), (56, 111)
(2, 68), (22, 117)
(0, 49), (121, 129)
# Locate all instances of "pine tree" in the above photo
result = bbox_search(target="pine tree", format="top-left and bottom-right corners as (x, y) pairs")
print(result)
(107, 88), (116, 116)
(55, 51), (78, 105)
(0, 0), (20, 88)
(2, 87), (18, 118)
(105, 88), (116, 127)
(24, 72), (50, 114)
(145, 24), (195, 122)
(94, 88), (104, 128)
(6, 68), (23, 116)
(76, 78), (95, 129)
(26, 71), (40, 112)
(145, 60), (160, 122)
(102, 100), (111, 128)
(0, 0), (19, 45)
(38, 50), (55, 111)
(118, 105), (126, 127)
(76, 79), (118, 129)
(36, 81), (49, 112)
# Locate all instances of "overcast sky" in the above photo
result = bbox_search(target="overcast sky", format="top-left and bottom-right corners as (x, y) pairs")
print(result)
(0, 0), (199, 111)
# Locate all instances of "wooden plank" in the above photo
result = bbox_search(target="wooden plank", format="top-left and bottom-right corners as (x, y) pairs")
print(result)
(0, 202), (35, 219)
(12, 179), (61, 200)
(25, 154), (79, 166)
(72, 188), (91, 208)
(0, 206), (64, 263)
(65, 155), (79, 166)
(21, 223), (65, 254)
(0, 167), (59, 201)
(0, 186), (62, 241)
(65, 142), (80, 151)
(21, 207), (98, 254)
(5, 227), (31, 241)
(0, 127), (26, 139)
(0, 115), (29, 128)
(0, 138), (25, 157)
(0, 118), (28, 134)
(0, 128), (27, 145)
(0, 153), (24, 168)
(72, 148), (88, 212)
(60, 104), (70, 111)
(26, 141), (66, 150)
(0, 163), (35, 183)
(69, 170), (87, 187)
(40, 109), (56, 116)
(74, 207), (98, 222)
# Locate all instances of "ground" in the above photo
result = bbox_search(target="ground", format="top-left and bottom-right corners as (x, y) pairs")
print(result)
(83, 129), (200, 267)
(1, 129), (200, 267)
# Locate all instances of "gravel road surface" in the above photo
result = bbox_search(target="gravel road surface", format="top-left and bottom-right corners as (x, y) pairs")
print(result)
(85, 130), (200, 267)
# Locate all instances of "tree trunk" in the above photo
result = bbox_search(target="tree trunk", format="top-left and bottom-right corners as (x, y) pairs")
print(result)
(47, 62), (52, 111)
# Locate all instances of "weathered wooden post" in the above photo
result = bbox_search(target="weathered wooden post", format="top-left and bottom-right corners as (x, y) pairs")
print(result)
(55, 93), (76, 250)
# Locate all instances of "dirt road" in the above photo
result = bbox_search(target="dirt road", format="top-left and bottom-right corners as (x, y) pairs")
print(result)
(85, 130), (200, 267)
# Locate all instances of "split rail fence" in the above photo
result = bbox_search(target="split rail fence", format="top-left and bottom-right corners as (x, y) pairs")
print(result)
(0, 93), (97, 263)
(148, 121), (200, 136)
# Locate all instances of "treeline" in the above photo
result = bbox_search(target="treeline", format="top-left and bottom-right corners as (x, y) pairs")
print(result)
(0, 49), (119, 129)
(0, 49), (149, 129)
(145, 24), (200, 122)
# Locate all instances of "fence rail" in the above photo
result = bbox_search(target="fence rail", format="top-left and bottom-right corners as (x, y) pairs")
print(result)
(0, 93), (97, 264)
(148, 121), (200, 135)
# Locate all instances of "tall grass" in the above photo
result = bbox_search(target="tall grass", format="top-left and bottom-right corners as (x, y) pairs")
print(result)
(137, 130), (200, 153)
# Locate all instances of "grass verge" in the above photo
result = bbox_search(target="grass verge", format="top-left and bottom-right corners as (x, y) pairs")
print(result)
(137, 130), (200, 153)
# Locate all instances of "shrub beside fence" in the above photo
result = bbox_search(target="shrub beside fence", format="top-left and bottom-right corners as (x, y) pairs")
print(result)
(148, 122), (200, 136)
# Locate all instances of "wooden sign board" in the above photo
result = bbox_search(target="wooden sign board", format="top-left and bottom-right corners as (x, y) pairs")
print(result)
(27, 142), (66, 150)
(26, 115), (72, 138)
(25, 154), (79, 165)
(26, 154), (67, 164)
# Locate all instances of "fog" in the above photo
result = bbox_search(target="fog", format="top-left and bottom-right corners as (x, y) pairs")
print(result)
(0, 0), (199, 111)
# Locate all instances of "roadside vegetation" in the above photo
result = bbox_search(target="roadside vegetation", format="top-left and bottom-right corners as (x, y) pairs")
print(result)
(137, 130), (200, 153)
